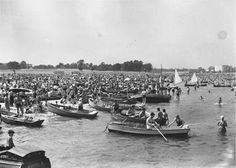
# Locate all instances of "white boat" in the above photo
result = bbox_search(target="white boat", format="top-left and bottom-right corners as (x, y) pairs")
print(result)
(107, 122), (190, 136)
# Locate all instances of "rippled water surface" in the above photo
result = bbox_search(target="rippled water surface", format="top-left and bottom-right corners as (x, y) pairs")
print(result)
(1, 86), (235, 168)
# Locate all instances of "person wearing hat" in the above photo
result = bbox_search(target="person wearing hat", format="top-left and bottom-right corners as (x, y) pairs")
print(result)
(5, 129), (15, 150)
(146, 112), (158, 129)
(217, 115), (227, 134)
(77, 98), (83, 111)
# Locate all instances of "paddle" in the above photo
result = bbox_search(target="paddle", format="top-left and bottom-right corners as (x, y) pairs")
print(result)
(122, 117), (128, 123)
(154, 125), (168, 142)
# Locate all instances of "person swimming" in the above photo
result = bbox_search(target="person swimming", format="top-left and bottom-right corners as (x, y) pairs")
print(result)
(218, 97), (222, 104)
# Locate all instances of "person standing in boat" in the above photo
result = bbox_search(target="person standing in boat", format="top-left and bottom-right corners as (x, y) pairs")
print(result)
(4, 93), (10, 112)
(78, 98), (83, 111)
(141, 89), (147, 104)
(217, 115), (227, 135)
(168, 115), (185, 128)
(155, 108), (163, 126)
(161, 109), (169, 127)
(14, 93), (24, 116)
(146, 112), (158, 129)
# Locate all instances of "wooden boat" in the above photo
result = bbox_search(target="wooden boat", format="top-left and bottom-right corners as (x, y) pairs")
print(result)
(184, 83), (197, 87)
(107, 122), (190, 136)
(8, 88), (32, 93)
(88, 98), (112, 112)
(101, 97), (137, 104)
(1, 114), (44, 127)
(47, 103), (98, 119)
(88, 98), (144, 112)
(0, 145), (51, 168)
(213, 84), (231, 87)
(133, 94), (171, 103)
(111, 112), (147, 124)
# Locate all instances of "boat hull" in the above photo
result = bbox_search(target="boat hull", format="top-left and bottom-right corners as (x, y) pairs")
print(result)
(107, 122), (190, 136)
(88, 98), (112, 112)
(47, 103), (98, 119)
(134, 94), (171, 103)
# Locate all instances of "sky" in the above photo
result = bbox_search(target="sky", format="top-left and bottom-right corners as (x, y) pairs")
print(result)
(0, 0), (235, 68)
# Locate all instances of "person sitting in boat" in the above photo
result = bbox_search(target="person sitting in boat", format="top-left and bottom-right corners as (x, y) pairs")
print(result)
(160, 109), (169, 127)
(155, 108), (163, 125)
(139, 108), (148, 118)
(217, 115), (227, 135)
(126, 105), (136, 117)
(14, 93), (24, 116)
(146, 112), (159, 129)
(168, 115), (185, 128)
(60, 95), (67, 104)
(78, 98), (83, 111)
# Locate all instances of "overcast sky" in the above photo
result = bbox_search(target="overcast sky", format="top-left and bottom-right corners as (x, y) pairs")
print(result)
(0, 0), (235, 68)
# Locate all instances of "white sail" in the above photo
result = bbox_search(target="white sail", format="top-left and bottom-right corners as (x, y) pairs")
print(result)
(174, 69), (182, 84)
(190, 73), (198, 83)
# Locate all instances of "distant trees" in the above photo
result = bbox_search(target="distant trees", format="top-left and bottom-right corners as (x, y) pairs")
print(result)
(0, 59), (154, 72)
(20, 61), (27, 69)
(77, 59), (84, 70)
(7, 61), (21, 71)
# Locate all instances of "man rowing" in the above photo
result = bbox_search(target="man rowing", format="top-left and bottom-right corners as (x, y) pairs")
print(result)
(146, 112), (159, 129)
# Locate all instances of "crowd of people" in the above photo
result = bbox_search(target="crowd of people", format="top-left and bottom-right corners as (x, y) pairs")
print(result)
(0, 70), (233, 150)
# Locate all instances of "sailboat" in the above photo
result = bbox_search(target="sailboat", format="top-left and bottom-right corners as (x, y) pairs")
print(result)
(185, 73), (198, 87)
(168, 69), (182, 88)
(174, 69), (182, 85)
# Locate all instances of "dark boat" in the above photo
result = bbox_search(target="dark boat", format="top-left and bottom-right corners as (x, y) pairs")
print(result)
(8, 88), (32, 93)
(101, 96), (137, 104)
(213, 84), (231, 87)
(0, 145), (51, 168)
(47, 103), (98, 119)
(107, 122), (190, 136)
(1, 114), (44, 127)
(133, 94), (171, 103)
(184, 83), (197, 87)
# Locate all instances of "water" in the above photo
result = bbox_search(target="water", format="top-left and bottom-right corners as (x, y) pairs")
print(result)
(1, 86), (235, 168)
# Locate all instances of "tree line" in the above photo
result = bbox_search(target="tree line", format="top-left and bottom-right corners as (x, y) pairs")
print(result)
(0, 60), (153, 72)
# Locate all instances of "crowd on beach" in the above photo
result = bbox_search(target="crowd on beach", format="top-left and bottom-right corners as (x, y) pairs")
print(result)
(0, 70), (234, 150)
